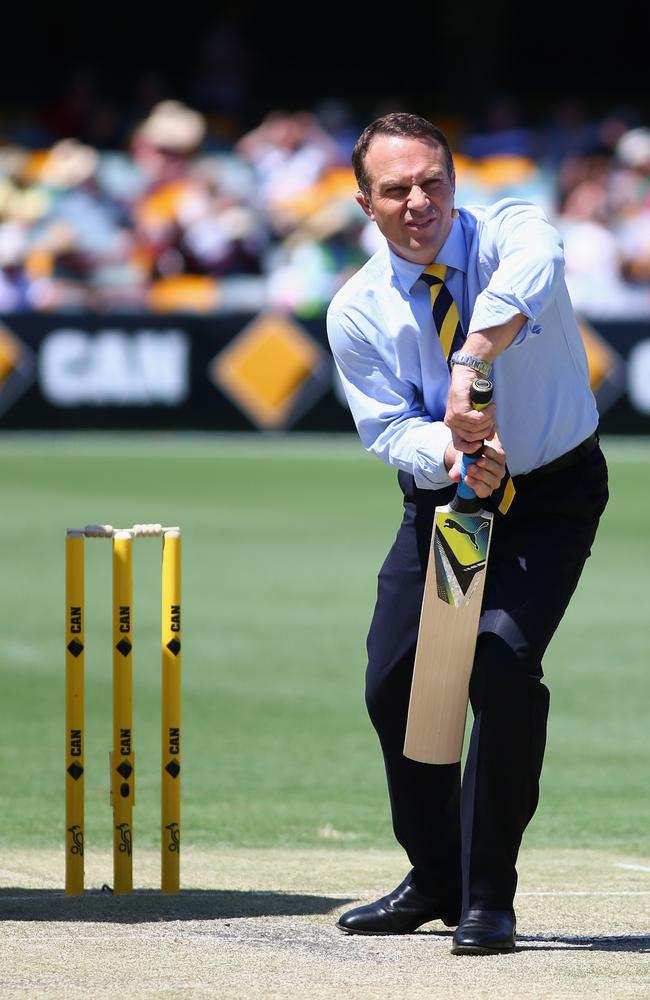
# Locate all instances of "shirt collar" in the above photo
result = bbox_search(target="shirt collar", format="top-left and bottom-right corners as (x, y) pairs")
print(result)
(388, 212), (467, 295)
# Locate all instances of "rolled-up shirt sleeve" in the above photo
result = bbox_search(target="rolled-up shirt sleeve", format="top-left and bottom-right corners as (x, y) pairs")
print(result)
(327, 307), (453, 488)
(468, 199), (566, 346)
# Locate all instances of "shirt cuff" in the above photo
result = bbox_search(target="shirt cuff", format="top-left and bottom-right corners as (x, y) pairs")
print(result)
(412, 424), (454, 489)
(468, 287), (542, 345)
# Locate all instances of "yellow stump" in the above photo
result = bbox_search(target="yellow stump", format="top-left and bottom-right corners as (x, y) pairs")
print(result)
(65, 530), (85, 895)
(111, 530), (134, 894)
(161, 529), (181, 893)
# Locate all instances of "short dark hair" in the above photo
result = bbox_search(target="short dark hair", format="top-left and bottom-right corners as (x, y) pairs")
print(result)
(352, 113), (454, 200)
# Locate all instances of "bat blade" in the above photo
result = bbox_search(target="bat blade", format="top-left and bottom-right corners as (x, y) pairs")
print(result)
(403, 503), (493, 764)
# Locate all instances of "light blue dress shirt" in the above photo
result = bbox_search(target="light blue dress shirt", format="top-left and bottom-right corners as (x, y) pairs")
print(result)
(327, 197), (598, 485)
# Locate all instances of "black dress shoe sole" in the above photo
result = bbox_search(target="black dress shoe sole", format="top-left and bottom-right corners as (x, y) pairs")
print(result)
(337, 923), (409, 935)
(337, 913), (460, 935)
(451, 941), (516, 955)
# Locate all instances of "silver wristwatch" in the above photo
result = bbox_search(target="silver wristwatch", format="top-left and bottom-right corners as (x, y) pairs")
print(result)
(449, 351), (493, 377)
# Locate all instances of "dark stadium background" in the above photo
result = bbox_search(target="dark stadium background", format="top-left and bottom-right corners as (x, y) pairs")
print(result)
(2, 5), (648, 118)
(0, 4), (648, 435)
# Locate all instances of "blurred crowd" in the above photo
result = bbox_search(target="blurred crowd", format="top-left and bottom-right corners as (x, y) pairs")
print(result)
(1, 93), (650, 319)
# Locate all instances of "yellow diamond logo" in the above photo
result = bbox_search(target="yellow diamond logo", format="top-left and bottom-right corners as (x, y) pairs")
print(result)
(0, 323), (21, 384)
(578, 318), (625, 414)
(0, 321), (35, 417)
(209, 312), (327, 429)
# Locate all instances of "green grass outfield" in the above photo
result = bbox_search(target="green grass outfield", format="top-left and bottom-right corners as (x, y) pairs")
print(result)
(1, 433), (648, 860)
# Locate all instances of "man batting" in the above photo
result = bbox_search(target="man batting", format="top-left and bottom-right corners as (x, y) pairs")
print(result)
(327, 113), (608, 955)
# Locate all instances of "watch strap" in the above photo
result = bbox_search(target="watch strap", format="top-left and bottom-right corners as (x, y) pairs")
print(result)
(450, 351), (493, 377)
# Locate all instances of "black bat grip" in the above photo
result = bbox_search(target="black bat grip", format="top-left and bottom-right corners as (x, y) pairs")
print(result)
(450, 377), (493, 512)
(465, 378), (493, 460)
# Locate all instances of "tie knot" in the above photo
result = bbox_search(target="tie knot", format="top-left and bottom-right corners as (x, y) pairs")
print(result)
(419, 262), (448, 290)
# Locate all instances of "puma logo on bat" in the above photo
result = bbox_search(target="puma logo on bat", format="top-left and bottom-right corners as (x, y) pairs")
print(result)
(443, 518), (490, 550)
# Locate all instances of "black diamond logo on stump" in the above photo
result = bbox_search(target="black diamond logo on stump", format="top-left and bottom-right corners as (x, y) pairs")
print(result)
(165, 760), (180, 779)
(67, 763), (84, 781)
(67, 640), (84, 658)
(116, 639), (132, 657)
(166, 638), (181, 656)
(116, 761), (132, 780)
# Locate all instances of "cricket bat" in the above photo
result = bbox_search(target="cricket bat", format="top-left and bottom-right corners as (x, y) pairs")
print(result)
(403, 378), (494, 765)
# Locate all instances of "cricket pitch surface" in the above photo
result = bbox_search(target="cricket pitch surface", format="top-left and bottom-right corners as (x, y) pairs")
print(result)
(1, 847), (648, 999)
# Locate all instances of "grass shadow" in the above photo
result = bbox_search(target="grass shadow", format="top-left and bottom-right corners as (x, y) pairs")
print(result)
(516, 934), (650, 954)
(0, 888), (354, 924)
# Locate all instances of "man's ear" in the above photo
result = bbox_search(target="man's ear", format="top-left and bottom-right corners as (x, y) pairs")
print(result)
(355, 190), (374, 221)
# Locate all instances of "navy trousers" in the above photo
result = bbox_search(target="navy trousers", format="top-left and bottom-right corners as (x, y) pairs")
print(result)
(365, 442), (609, 913)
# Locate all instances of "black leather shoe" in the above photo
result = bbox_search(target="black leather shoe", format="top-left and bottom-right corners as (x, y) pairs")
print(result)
(337, 872), (461, 935)
(451, 908), (516, 954)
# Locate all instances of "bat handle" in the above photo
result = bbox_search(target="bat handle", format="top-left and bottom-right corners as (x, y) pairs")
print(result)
(453, 378), (493, 508)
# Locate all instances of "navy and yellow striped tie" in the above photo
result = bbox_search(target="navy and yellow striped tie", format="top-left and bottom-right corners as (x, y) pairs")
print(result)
(420, 263), (466, 366)
(420, 262), (515, 515)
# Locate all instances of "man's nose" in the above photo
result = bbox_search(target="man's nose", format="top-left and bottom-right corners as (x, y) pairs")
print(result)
(407, 185), (428, 210)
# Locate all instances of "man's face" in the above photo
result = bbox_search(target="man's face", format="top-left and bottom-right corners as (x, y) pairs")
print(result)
(356, 134), (456, 264)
